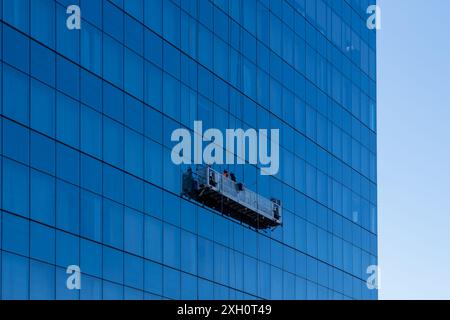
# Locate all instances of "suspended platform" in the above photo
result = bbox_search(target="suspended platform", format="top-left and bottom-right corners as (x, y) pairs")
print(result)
(182, 166), (282, 229)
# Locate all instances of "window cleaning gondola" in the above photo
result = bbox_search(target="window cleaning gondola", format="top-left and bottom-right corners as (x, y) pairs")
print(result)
(182, 166), (282, 229)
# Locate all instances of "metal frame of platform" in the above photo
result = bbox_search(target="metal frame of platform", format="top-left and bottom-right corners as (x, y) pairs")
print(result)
(182, 166), (282, 229)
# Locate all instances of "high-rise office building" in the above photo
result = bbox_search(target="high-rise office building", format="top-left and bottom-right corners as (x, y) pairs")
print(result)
(0, 0), (377, 299)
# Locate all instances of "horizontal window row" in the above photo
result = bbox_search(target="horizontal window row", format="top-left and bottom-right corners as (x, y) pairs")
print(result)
(0, 200), (376, 283)
(1, 109), (378, 234)
(0, 251), (376, 300)
(1, 0), (375, 84)
(1, 19), (376, 144)
(1, 61), (377, 194)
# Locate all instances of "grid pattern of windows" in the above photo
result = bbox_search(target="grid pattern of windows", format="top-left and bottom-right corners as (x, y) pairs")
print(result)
(0, 0), (377, 300)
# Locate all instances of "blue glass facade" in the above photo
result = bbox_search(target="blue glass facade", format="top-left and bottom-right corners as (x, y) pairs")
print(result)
(0, 0), (377, 300)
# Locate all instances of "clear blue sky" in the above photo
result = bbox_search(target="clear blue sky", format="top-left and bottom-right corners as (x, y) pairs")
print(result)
(378, 0), (450, 299)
